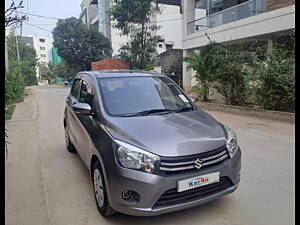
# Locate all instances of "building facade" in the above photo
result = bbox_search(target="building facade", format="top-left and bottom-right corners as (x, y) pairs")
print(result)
(181, 0), (295, 90)
(79, 0), (182, 55)
(20, 35), (54, 80)
(150, 3), (182, 54)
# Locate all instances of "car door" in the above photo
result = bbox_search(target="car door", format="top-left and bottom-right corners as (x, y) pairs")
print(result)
(66, 78), (82, 147)
(75, 76), (96, 166)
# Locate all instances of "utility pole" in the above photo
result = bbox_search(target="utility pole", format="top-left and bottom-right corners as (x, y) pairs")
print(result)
(20, 20), (23, 37)
(5, 39), (9, 73)
(15, 35), (20, 65)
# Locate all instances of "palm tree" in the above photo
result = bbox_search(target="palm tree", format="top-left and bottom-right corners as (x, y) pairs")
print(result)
(184, 43), (223, 102)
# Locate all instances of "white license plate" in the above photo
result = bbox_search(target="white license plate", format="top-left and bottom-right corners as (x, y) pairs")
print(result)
(177, 172), (220, 192)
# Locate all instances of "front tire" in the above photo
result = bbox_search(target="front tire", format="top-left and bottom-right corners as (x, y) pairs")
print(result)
(64, 127), (76, 153)
(92, 160), (116, 217)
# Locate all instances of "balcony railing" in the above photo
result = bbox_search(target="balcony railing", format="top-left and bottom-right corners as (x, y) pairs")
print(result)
(187, 0), (266, 35)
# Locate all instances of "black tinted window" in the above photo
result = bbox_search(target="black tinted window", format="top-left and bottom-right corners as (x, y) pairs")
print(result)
(80, 80), (94, 106)
(70, 79), (81, 100)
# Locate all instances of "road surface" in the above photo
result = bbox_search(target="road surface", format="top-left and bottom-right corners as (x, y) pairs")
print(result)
(5, 85), (295, 225)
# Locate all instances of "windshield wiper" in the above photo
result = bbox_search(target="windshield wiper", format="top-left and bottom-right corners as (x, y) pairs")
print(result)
(122, 109), (173, 117)
(175, 107), (193, 113)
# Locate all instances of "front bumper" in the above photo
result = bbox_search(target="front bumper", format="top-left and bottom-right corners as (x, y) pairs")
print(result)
(104, 148), (241, 216)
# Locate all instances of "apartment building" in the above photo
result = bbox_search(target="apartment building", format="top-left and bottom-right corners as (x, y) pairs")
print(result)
(79, 0), (182, 55)
(181, 0), (295, 90)
(20, 35), (54, 80)
(150, 3), (182, 54)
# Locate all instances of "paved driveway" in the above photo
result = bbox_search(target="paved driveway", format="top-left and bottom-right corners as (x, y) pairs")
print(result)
(5, 85), (295, 225)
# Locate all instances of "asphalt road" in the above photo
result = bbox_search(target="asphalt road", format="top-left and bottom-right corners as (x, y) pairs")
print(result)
(5, 86), (295, 225)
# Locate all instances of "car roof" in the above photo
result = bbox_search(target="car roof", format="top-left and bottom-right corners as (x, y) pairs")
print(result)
(79, 70), (166, 79)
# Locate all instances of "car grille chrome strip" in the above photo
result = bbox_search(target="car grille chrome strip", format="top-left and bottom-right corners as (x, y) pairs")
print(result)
(202, 154), (228, 166)
(160, 160), (195, 166)
(159, 146), (229, 174)
(160, 165), (194, 171)
(201, 150), (227, 161)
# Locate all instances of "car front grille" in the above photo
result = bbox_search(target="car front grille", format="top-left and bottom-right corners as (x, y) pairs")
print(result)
(159, 144), (229, 175)
(153, 177), (233, 208)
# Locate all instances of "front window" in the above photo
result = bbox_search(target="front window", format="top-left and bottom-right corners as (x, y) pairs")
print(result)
(98, 76), (193, 117)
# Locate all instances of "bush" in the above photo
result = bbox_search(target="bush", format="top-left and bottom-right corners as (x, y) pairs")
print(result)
(213, 48), (253, 106)
(252, 47), (295, 112)
(184, 43), (223, 102)
(5, 66), (25, 105)
(6, 32), (38, 86)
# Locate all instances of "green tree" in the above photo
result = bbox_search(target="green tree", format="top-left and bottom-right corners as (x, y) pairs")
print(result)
(52, 17), (112, 71)
(38, 63), (53, 82)
(118, 28), (160, 69)
(252, 47), (295, 112)
(183, 42), (222, 102)
(111, 0), (160, 69)
(5, 61), (26, 105)
(6, 31), (38, 86)
(48, 60), (79, 81)
(213, 47), (253, 105)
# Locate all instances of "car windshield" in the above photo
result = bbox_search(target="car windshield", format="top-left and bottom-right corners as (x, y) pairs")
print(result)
(97, 76), (193, 117)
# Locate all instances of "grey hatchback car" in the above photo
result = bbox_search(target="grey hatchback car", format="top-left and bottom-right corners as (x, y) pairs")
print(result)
(63, 70), (241, 217)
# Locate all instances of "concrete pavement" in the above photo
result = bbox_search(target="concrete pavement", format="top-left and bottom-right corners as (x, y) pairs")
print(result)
(5, 86), (295, 225)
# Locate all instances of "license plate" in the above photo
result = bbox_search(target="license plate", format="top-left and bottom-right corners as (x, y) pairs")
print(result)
(177, 172), (220, 192)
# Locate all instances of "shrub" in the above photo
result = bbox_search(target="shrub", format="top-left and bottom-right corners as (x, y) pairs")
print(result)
(213, 48), (253, 106)
(183, 43), (223, 102)
(5, 65), (26, 105)
(252, 47), (295, 112)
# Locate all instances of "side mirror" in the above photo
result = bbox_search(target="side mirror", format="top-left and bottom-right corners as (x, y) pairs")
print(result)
(73, 103), (92, 115)
(189, 96), (198, 103)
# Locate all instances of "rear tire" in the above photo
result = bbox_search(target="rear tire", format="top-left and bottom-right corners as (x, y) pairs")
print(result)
(64, 127), (76, 153)
(92, 160), (116, 217)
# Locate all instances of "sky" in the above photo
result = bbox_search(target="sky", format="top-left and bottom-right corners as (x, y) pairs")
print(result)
(5, 0), (82, 38)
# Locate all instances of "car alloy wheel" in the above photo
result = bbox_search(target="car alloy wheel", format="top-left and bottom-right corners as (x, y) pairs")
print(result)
(64, 128), (70, 149)
(64, 127), (76, 153)
(93, 168), (104, 208)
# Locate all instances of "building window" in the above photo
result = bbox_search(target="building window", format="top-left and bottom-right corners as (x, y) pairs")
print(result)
(158, 43), (163, 48)
(39, 38), (45, 43)
(40, 46), (46, 50)
(166, 44), (173, 50)
(40, 54), (46, 58)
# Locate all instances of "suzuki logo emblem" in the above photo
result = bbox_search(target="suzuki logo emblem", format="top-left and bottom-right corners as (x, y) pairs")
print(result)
(194, 158), (203, 169)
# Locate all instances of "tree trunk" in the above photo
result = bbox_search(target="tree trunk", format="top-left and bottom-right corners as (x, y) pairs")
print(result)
(140, 22), (145, 69)
(202, 82), (209, 102)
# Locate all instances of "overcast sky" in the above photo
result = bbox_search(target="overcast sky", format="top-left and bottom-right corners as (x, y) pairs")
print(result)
(6, 0), (82, 38)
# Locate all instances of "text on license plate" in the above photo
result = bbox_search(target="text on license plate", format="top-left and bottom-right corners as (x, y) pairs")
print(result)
(177, 171), (220, 192)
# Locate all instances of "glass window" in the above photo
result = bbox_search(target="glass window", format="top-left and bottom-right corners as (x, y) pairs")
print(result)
(80, 80), (94, 106)
(70, 79), (81, 101)
(166, 44), (173, 50)
(39, 38), (45, 43)
(97, 76), (192, 116)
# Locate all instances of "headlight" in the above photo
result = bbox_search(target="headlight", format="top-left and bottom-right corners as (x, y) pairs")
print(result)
(224, 126), (238, 158)
(114, 140), (160, 174)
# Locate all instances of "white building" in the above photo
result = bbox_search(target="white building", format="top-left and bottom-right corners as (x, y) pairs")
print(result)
(150, 3), (182, 54)
(181, 0), (295, 90)
(20, 35), (53, 81)
(79, 0), (182, 55)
